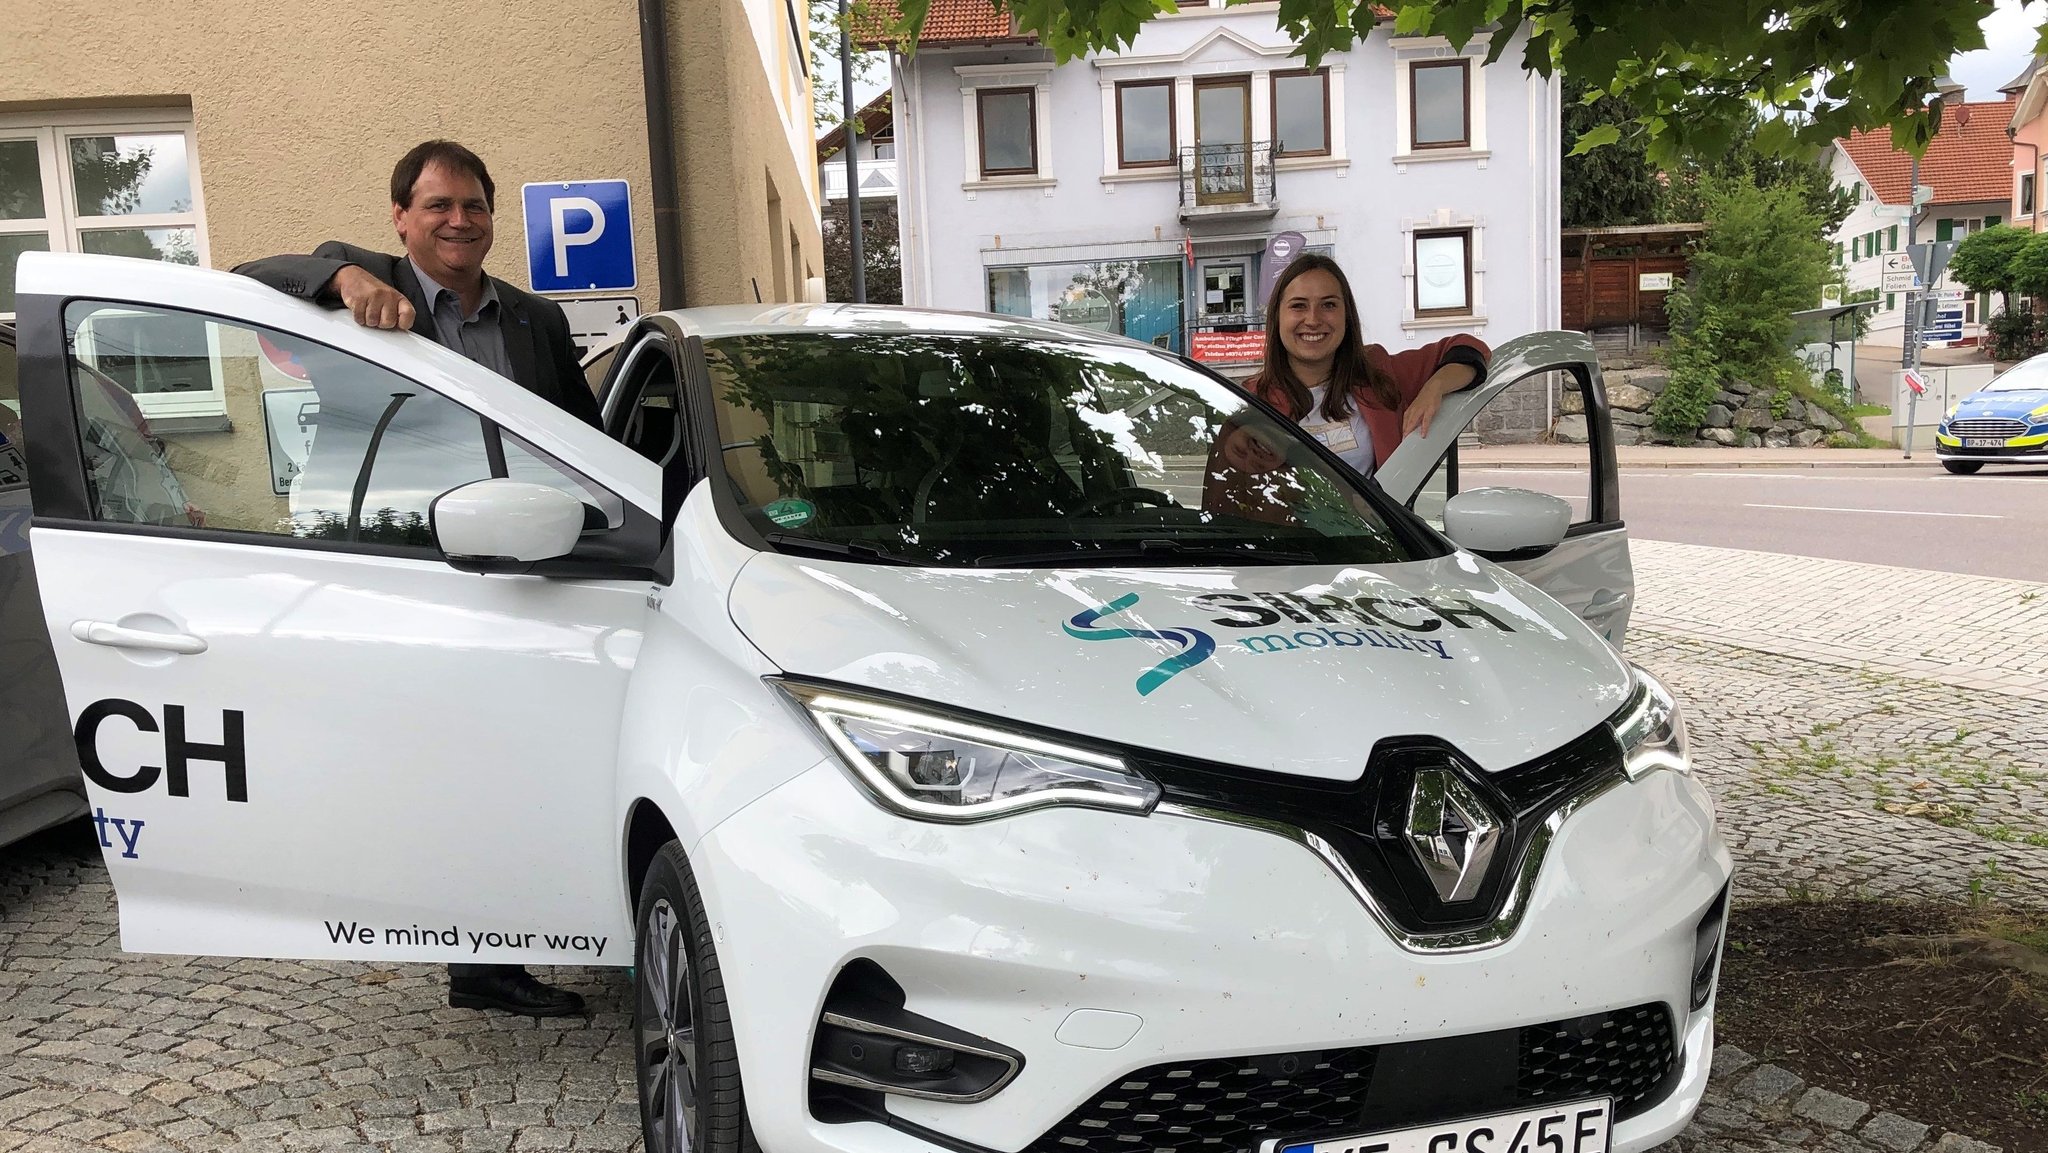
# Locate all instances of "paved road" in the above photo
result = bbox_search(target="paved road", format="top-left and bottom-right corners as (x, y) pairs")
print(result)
(1466, 465), (2048, 581)
(3, 540), (2042, 1153)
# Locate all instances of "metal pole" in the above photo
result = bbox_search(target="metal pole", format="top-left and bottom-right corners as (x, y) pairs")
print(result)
(1902, 154), (1920, 458)
(839, 0), (866, 303)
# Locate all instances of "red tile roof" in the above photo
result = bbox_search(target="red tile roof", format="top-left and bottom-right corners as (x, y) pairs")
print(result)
(1837, 100), (2018, 206)
(859, 0), (1022, 46)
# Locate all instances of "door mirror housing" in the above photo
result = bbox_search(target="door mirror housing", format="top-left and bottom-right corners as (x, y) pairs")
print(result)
(1442, 487), (1570, 561)
(432, 479), (591, 574)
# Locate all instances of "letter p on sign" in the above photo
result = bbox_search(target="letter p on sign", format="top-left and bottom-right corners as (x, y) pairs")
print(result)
(522, 180), (637, 293)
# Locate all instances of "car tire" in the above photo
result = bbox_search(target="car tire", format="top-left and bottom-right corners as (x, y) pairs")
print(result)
(635, 841), (759, 1153)
(1941, 460), (1984, 475)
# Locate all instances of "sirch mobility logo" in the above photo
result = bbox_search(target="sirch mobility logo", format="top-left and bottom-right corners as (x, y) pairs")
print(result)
(1063, 593), (1217, 697)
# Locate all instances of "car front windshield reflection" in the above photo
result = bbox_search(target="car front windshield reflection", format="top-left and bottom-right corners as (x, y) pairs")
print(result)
(702, 331), (1421, 568)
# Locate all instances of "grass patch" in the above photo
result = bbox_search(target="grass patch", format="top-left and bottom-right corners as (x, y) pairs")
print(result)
(1848, 402), (1891, 417)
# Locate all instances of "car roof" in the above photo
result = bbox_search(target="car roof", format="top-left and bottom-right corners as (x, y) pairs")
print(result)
(655, 302), (1158, 351)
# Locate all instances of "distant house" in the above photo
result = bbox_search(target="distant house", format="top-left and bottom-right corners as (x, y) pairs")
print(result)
(880, 0), (1563, 377)
(1824, 83), (2010, 345)
(819, 92), (897, 205)
(2003, 56), (2048, 230)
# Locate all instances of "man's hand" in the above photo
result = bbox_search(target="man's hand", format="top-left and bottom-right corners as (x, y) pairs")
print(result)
(332, 265), (415, 331)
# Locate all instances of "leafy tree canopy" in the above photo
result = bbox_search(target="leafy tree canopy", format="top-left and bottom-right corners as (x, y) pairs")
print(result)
(876, 0), (1993, 163)
(1947, 223), (2035, 297)
(1560, 79), (1658, 229)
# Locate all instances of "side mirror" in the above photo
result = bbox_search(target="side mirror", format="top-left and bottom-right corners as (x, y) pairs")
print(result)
(431, 479), (589, 574)
(1442, 487), (1570, 561)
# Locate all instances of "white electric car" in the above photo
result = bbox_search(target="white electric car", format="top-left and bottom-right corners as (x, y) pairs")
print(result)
(14, 253), (1730, 1153)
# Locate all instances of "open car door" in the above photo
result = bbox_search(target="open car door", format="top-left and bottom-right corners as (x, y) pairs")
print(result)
(14, 252), (663, 965)
(1376, 331), (1634, 646)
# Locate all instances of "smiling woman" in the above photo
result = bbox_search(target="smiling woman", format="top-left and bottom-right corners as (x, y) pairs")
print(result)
(1243, 252), (1488, 477)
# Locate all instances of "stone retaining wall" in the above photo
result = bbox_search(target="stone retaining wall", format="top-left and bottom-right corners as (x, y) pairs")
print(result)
(1549, 367), (1847, 447)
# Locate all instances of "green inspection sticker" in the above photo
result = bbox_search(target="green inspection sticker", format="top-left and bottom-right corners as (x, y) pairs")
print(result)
(763, 498), (816, 528)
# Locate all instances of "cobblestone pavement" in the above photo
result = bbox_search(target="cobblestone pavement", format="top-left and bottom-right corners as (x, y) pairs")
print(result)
(4, 540), (2043, 1152)
(1630, 538), (2048, 700)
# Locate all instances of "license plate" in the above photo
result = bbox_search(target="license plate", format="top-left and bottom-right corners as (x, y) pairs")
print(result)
(1962, 437), (2007, 448)
(1277, 1098), (1611, 1153)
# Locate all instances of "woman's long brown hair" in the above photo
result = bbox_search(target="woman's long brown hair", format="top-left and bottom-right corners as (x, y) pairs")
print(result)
(1253, 252), (1396, 422)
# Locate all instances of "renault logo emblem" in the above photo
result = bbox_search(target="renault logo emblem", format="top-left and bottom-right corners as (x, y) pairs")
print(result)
(1405, 769), (1501, 904)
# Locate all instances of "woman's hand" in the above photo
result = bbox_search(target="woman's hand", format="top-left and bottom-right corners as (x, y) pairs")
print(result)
(1401, 363), (1480, 439)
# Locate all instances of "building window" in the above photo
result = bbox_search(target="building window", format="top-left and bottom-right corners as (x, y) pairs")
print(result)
(0, 118), (207, 319)
(1410, 60), (1470, 149)
(2024, 175), (2037, 217)
(1115, 80), (1175, 169)
(1414, 229), (1472, 315)
(986, 259), (1185, 351)
(977, 88), (1038, 176)
(871, 128), (895, 161)
(1272, 69), (1330, 157)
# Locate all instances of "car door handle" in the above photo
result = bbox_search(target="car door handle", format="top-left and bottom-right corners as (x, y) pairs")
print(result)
(71, 620), (209, 655)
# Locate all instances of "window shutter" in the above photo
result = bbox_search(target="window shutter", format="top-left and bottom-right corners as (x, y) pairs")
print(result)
(1935, 219), (1953, 241)
(1889, 225), (1900, 249)
(1852, 237), (1862, 260)
(1886, 293), (1896, 310)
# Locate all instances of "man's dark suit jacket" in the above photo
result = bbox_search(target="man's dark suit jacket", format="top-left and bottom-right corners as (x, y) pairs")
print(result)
(234, 242), (603, 428)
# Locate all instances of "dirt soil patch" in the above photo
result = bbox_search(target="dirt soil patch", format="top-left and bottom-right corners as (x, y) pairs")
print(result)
(1716, 901), (2048, 1153)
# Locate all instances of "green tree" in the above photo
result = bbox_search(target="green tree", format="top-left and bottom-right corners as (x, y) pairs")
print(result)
(1948, 223), (2034, 299)
(822, 200), (903, 304)
(1560, 79), (1658, 229)
(813, 0), (886, 135)
(1652, 177), (1830, 435)
(2007, 230), (2048, 299)
(1657, 119), (1856, 232)
(876, 0), (1992, 162)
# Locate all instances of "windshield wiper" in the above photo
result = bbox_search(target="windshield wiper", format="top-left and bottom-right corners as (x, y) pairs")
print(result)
(760, 533), (913, 565)
(972, 539), (1319, 567)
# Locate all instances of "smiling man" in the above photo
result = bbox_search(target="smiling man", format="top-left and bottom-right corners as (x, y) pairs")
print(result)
(234, 139), (601, 428)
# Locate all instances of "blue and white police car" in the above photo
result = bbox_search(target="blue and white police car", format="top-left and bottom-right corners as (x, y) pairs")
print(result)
(1935, 353), (2048, 474)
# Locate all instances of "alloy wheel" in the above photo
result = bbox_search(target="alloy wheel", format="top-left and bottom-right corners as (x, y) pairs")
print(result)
(639, 896), (699, 1153)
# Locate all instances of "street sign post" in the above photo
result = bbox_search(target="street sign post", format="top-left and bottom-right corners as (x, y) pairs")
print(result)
(521, 180), (638, 293)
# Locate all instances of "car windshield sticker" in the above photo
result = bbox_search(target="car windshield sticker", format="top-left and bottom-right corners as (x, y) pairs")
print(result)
(763, 498), (816, 528)
(1063, 593), (1217, 696)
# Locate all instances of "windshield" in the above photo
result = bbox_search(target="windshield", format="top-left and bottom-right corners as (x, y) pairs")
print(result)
(703, 331), (1425, 567)
(1987, 358), (2048, 392)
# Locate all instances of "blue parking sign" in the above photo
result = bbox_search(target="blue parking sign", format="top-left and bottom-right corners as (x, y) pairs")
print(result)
(522, 180), (637, 293)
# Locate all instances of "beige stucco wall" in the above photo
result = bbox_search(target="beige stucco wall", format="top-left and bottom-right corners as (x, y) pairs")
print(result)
(2, 0), (822, 522)
(0, 0), (821, 305)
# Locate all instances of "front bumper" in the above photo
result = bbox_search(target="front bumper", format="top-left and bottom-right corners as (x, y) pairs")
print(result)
(1934, 431), (2048, 462)
(691, 758), (1733, 1153)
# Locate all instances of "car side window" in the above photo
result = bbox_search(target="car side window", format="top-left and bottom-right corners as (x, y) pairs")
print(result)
(63, 301), (606, 547)
(1412, 371), (1598, 530)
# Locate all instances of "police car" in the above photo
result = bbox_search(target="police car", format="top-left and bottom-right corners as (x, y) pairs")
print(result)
(1934, 352), (2048, 474)
(13, 253), (1730, 1153)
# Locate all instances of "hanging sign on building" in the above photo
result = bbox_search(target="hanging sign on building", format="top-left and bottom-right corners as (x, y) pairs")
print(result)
(1257, 231), (1308, 311)
(1191, 330), (1266, 364)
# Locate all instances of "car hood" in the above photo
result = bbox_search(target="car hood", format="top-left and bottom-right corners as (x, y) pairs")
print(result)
(729, 554), (1633, 778)
(1952, 388), (2048, 423)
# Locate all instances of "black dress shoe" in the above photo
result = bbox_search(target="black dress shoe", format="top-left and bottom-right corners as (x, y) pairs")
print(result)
(447, 964), (586, 1017)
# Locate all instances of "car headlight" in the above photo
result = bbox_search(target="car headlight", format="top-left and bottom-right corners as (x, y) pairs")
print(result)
(1610, 666), (1690, 780)
(777, 681), (1162, 822)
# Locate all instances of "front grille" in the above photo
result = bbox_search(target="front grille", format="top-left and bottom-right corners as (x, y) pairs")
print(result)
(1029, 1004), (1678, 1153)
(1140, 725), (1624, 937)
(1949, 417), (2029, 438)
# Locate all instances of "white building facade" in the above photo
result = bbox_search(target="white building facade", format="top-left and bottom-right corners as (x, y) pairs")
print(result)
(888, 5), (1562, 375)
